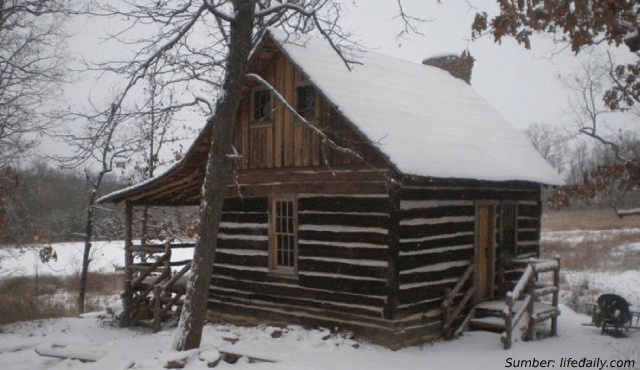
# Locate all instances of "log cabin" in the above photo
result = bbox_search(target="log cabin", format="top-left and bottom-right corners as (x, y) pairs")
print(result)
(99, 29), (563, 348)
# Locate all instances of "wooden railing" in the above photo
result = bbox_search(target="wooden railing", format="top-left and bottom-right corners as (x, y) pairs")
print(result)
(442, 263), (476, 339)
(501, 257), (560, 349)
(123, 242), (194, 330)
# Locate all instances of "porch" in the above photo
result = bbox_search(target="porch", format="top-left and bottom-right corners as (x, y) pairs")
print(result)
(442, 257), (561, 349)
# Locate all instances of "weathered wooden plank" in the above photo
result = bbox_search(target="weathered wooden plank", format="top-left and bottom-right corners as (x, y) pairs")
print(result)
(218, 226), (267, 236)
(206, 298), (394, 330)
(298, 230), (388, 245)
(518, 218), (540, 229)
(399, 264), (469, 285)
(222, 197), (268, 212)
(298, 196), (389, 213)
(299, 212), (389, 229)
(398, 248), (474, 272)
(217, 238), (267, 251)
(211, 274), (386, 307)
(400, 187), (539, 202)
(221, 212), (268, 224)
(298, 259), (387, 279)
(294, 122), (303, 167)
(298, 243), (388, 261)
(210, 288), (382, 318)
(518, 203), (540, 218)
(298, 274), (387, 296)
(211, 266), (269, 282)
(517, 243), (538, 256)
(266, 125), (274, 168)
(283, 56), (294, 167)
(518, 229), (539, 242)
(397, 280), (460, 305)
(399, 233), (475, 253)
(396, 299), (443, 318)
(224, 168), (390, 185)
(400, 205), (475, 220)
(215, 252), (268, 268)
(226, 181), (390, 198)
(398, 221), (474, 240)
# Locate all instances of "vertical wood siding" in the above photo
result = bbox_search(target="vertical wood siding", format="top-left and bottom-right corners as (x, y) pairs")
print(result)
(233, 52), (381, 172)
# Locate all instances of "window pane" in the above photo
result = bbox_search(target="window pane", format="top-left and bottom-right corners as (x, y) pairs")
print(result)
(296, 86), (315, 117)
(254, 90), (271, 121)
(272, 199), (296, 270)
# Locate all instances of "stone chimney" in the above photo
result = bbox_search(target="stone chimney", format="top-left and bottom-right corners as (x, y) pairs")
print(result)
(422, 50), (475, 85)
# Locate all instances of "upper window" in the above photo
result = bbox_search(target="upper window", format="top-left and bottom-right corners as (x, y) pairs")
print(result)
(253, 89), (272, 123)
(270, 197), (297, 274)
(500, 204), (517, 255)
(296, 85), (316, 118)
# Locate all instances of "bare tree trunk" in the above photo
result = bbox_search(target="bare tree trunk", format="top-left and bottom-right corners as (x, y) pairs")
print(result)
(172, 0), (256, 351)
(78, 170), (107, 313)
(78, 185), (96, 313)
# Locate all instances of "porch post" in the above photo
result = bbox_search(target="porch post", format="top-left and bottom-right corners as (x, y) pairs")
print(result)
(123, 202), (133, 322)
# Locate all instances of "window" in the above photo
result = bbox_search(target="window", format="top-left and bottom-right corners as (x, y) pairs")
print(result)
(253, 89), (272, 123)
(500, 204), (517, 255)
(270, 197), (297, 273)
(296, 85), (316, 118)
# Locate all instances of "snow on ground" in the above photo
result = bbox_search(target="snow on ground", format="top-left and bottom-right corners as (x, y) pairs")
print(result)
(541, 228), (640, 246)
(1, 228), (639, 369)
(0, 241), (194, 277)
(0, 305), (637, 370)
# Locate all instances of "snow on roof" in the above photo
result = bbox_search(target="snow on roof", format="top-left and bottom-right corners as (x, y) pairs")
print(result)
(271, 30), (563, 186)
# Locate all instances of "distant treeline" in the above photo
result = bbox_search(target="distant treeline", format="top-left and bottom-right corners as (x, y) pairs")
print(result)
(0, 161), (200, 246)
(1, 161), (127, 245)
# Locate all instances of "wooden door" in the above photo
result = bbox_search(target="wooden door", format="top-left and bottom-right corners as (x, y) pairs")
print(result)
(476, 204), (496, 302)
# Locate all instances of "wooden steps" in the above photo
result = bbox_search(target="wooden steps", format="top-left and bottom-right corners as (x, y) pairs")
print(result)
(469, 316), (505, 332)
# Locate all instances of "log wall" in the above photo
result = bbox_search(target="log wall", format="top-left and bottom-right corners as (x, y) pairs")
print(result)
(393, 182), (542, 332)
(208, 192), (395, 335)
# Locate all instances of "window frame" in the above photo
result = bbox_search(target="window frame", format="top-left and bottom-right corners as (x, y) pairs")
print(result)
(295, 83), (318, 120)
(499, 202), (518, 256)
(268, 195), (298, 276)
(251, 88), (273, 126)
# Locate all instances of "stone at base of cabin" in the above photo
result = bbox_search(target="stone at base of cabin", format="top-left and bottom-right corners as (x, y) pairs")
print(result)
(164, 358), (187, 369)
(199, 349), (221, 368)
(222, 352), (241, 364)
(270, 329), (283, 339)
(162, 349), (198, 369)
(221, 333), (239, 344)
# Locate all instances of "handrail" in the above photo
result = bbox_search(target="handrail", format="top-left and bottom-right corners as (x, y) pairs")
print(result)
(502, 259), (536, 350)
(442, 263), (475, 308)
(442, 263), (475, 339)
(502, 257), (561, 349)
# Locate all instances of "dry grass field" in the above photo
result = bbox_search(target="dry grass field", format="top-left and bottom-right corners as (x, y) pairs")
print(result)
(543, 208), (640, 231)
(541, 209), (640, 271)
(0, 272), (122, 325)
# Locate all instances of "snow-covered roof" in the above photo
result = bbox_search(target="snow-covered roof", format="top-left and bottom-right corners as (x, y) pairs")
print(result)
(271, 29), (563, 185)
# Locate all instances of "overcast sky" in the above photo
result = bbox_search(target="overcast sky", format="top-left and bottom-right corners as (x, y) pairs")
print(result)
(342, 0), (632, 131)
(48, 0), (636, 162)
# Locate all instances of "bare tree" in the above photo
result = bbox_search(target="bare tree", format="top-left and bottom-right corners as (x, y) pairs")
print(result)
(524, 123), (568, 176)
(0, 0), (71, 166)
(54, 101), (143, 313)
